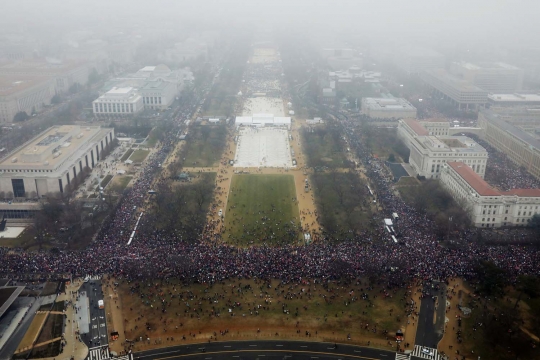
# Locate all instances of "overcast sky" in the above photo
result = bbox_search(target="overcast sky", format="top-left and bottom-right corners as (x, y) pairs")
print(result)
(1, 0), (539, 48)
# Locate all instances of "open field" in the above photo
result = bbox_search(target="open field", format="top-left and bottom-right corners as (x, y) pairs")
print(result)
(120, 149), (134, 162)
(301, 126), (348, 169)
(35, 313), (64, 344)
(182, 124), (227, 167)
(116, 277), (407, 351)
(459, 289), (540, 360)
(109, 175), (133, 193)
(100, 174), (113, 188)
(311, 171), (373, 240)
(224, 174), (301, 246)
(17, 313), (47, 351)
(130, 149), (150, 163)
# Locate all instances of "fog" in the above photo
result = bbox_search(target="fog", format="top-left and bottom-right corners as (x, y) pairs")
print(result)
(1, 0), (539, 47)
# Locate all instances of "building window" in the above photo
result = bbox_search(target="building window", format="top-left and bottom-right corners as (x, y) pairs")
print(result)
(11, 179), (25, 197)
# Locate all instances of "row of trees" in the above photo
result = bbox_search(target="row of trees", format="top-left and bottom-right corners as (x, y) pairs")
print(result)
(146, 173), (215, 241)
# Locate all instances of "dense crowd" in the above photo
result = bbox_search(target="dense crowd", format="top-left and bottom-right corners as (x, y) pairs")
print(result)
(1, 96), (540, 289)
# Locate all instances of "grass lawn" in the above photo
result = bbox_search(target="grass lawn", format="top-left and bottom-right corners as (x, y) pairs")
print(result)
(146, 128), (159, 147)
(395, 176), (420, 186)
(17, 313), (47, 350)
(130, 149), (150, 163)
(116, 277), (407, 352)
(120, 149), (133, 162)
(100, 174), (113, 188)
(224, 174), (301, 246)
(109, 175), (133, 193)
(35, 313), (64, 344)
(183, 124), (227, 167)
(311, 172), (373, 241)
(301, 125), (348, 168)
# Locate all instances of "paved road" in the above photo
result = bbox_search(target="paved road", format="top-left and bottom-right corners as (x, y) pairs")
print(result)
(135, 340), (397, 360)
(80, 280), (109, 352)
(414, 281), (447, 348)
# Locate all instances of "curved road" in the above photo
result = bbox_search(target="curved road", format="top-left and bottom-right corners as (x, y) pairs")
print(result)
(134, 340), (397, 360)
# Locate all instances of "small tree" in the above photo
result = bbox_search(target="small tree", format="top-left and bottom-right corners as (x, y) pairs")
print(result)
(13, 111), (29, 122)
(51, 94), (62, 104)
(528, 214), (540, 237)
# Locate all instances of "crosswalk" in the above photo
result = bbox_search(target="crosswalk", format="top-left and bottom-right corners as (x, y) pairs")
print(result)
(395, 353), (410, 360)
(411, 345), (440, 360)
(87, 347), (131, 360)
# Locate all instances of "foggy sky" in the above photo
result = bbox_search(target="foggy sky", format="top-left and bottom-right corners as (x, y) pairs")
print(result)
(1, 0), (539, 48)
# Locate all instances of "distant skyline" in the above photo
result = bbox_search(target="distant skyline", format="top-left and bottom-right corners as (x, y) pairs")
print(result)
(0, 0), (539, 48)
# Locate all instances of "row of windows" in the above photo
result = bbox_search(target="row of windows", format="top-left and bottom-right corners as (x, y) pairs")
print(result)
(143, 97), (162, 105)
(95, 103), (135, 113)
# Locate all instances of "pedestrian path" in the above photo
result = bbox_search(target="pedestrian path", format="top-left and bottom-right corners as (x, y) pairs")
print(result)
(411, 345), (440, 359)
(87, 347), (131, 360)
(395, 353), (409, 360)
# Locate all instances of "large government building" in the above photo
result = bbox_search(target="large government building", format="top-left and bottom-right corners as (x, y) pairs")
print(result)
(421, 69), (488, 109)
(0, 125), (114, 198)
(441, 161), (540, 227)
(398, 119), (488, 179)
(361, 98), (417, 119)
(478, 109), (540, 180)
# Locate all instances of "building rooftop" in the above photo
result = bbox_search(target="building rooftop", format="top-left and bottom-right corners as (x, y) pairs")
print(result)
(0, 75), (51, 96)
(363, 98), (416, 111)
(482, 110), (540, 150)
(502, 189), (540, 197)
(141, 80), (171, 90)
(447, 162), (500, 196)
(457, 61), (520, 71)
(424, 69), (487, 93)
(0, 125), (110, 171)
(403, 119), (429, 136)
(107, 87), (133, 94)
(0, 286), (25, 319)
(0, 59), (88, 75)
(418, 135), (486, 153)
(488, 93), (540, 102)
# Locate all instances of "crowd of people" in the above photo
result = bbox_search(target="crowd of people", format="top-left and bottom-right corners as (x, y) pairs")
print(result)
(1, 71), (540, 291)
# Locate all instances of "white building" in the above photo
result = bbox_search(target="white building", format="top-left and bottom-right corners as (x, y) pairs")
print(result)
(0, 75), (56, 123)
(487, 93), (540, 107)
(450, 62), (524, 93)
(0, 125), (115, 197)
(440, 161), (540, 227)
(421, 69), (488, 109)
(361, 98), (417, 119)
(140, 80), (177, 110)
(397, 119), (488, 179)
(418, 119), (450, 136)
(92, 87), (143, 118)
(235, 114), (291, 129)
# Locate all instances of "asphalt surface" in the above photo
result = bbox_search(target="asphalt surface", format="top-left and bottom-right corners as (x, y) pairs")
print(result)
(134, 340), (396, 360)
(80, 280), (109, 349)
(414, 281), (447, 348)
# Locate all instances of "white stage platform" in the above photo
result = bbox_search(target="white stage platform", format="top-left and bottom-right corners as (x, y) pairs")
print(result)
(234, 128), (292, 168)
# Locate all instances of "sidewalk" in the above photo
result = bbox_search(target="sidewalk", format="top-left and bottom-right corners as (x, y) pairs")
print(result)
(38, 279), (89, 360)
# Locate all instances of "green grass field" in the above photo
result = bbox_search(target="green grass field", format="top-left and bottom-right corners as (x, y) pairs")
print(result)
(224, 174), (301, 246)
(120, 149), (133, 162)
(130, 149), (150, 163)
(109, 175), (132, 193)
